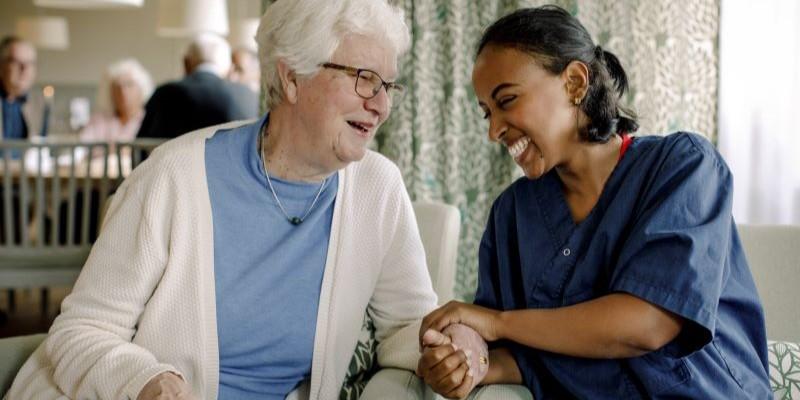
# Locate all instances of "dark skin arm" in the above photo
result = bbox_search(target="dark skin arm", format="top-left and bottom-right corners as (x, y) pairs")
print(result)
(482, 347), (523, 385)
(420, 293), (684, 384)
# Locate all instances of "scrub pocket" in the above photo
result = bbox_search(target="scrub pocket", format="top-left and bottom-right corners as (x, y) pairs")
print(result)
(628, 348), (692, 394)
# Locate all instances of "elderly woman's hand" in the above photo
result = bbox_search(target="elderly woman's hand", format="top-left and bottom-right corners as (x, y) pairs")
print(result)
(416, 324), (490, 398)
(416, 330), (475, 399)
(443, 324), (489, 383)
(137, 372), (196, 400)
(420, 301), (503, 345)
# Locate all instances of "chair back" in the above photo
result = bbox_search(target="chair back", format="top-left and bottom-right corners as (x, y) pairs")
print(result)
(112, 138), (165, 183)
(0, 139), (166, 288)
(0, 141), (115, 288)
(412, 201), (461, 303)
(737, 224), (800, 342)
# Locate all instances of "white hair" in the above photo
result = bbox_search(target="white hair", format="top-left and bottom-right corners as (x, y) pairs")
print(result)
(256, 0), (410, 109)
(95, 58), (153, 115)
(185, 33), (232, 77)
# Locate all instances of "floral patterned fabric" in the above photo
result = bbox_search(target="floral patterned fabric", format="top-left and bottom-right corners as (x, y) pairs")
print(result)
(770, 340), (800, 400)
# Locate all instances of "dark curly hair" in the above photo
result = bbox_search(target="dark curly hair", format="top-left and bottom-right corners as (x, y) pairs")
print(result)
(477, 5), (639, 142)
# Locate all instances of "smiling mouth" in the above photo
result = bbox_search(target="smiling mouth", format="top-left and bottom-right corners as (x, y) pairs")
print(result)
(507, 136), (530, 159)
(347, 120), (377, 139)
(347, 121), (370, 134)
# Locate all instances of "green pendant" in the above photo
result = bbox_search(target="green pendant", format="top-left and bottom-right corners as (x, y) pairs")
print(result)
(290, 217), (302, 225)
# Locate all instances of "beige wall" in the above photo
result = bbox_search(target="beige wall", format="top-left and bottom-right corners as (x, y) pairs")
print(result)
(0, 0), (261, 86)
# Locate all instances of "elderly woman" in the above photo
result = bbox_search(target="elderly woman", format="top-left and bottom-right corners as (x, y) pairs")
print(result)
(417, 5), (771, 399)
(8, 0), (438, 399)
(80, 58), (152, 145)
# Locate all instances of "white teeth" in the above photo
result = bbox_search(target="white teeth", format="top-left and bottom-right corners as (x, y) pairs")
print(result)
(507, 137), (530, 158)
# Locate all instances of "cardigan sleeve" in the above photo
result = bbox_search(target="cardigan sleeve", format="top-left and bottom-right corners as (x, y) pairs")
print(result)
(371, 165), (438, 371)
(42, 161), (183, 399)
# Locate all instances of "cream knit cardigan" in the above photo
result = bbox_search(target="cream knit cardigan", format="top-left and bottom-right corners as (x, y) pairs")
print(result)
(8, 122), (438, 399)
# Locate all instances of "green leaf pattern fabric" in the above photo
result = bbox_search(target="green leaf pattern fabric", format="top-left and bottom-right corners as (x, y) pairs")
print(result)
(339, 313), (379, 400)
(770, 340), (800, 399)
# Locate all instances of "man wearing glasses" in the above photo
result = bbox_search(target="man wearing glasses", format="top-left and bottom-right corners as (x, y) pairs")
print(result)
(0, 36), (49, 141)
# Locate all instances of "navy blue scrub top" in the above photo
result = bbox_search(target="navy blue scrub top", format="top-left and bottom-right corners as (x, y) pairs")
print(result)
(475, 132), (771, 399)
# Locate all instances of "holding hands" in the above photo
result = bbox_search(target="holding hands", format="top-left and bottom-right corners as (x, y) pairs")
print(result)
(417, 301), (501, 399)
(420, 301), (503, 343)
(417, 326), (486, 399)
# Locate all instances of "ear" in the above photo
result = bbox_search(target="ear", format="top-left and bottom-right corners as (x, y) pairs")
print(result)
(563, 60), (590, 105)
(183, 56), (193, 75)
(276, 59), (298, 104)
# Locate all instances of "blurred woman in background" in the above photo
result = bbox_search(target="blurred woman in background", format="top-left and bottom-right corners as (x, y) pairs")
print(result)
(79, 58), (152, 147)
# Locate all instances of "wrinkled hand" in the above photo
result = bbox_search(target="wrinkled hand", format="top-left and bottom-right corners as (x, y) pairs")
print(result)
(443, 324), (489, 384)
(420, 301), (502, 346)
(416, 330), (474, 399)
(137, 372), (196, 400)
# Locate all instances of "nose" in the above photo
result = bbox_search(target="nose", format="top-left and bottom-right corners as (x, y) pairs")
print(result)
(364, 87), (390, 120)
(488, 115), (507, 143)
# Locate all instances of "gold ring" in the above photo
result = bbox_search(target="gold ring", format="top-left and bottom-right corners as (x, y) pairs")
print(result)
(479, 355), (488, 365)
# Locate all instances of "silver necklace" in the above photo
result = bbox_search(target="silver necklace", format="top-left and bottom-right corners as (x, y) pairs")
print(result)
(258, 127), (327, 225)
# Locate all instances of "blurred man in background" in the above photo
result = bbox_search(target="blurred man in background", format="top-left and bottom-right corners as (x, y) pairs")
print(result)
(137, 33), (258, 139)
(0, 36), (49, 140)
(229, 47), (260, 94)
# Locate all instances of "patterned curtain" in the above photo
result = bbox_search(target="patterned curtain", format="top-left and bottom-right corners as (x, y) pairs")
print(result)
(378, 0), (719, 301)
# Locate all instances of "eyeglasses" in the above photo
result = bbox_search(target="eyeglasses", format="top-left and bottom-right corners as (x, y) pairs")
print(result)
(320, 62), (405, 107)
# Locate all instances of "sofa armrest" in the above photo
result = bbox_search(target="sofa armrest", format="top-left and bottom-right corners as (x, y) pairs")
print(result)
(0, 333), (46, 396)
(360, 368), (533, 400)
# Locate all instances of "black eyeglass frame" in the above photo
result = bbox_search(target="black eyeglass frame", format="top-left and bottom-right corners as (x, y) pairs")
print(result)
(320, 62), (405, 103)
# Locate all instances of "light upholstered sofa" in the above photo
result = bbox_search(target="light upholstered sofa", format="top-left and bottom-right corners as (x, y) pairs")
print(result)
(738, 224), (800, 399)
(2, 220), (797, 399)
(0, 333), (46, 396)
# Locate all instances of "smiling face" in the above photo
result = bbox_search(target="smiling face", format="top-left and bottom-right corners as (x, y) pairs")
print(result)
(472, 45), (580, 179)
(292, 34), (396, 172)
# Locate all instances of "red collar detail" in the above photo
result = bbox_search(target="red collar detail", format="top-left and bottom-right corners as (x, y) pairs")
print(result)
(618, 133), (633, 161)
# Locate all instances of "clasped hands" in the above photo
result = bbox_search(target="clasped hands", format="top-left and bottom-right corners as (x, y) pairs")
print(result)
(416, 301), (501, 399)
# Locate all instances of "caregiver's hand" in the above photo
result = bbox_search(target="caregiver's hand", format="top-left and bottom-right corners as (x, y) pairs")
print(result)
(420, 301), (503, 345)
